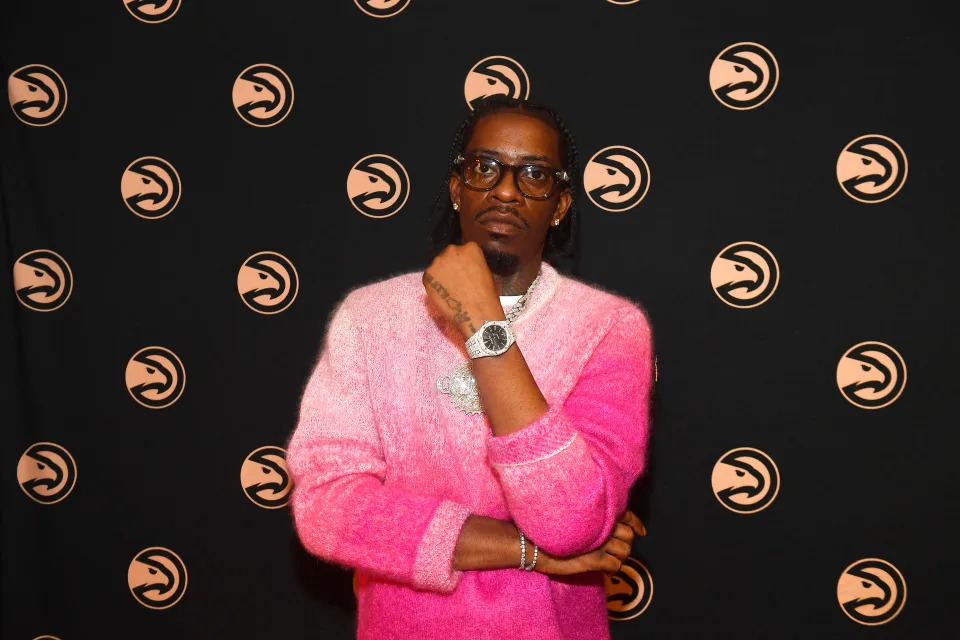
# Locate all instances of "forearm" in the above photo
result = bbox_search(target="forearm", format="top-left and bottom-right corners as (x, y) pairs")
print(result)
(473, 307), (655, 556)
(451, 514), (533, 571)
(457, 302), (549, 438)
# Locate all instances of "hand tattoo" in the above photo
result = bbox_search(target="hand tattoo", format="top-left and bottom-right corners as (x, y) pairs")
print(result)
(423, 272), (478, 334)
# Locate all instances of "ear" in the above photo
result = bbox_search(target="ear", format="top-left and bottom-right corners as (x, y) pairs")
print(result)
(448, 172), (461, 209)
(552, 187), (572, 225)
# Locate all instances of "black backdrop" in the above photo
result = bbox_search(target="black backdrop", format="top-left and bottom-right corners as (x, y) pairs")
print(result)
(3, 1), (958, 638)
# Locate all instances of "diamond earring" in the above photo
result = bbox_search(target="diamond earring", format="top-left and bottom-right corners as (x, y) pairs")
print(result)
(453, 202), (459, 210)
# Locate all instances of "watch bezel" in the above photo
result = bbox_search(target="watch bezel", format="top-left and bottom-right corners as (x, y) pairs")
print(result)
(481, 323), (509, 352)
(466, 320), (514, 358)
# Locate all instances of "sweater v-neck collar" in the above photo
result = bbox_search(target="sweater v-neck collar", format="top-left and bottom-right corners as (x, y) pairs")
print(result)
(508, 260), (558, 326)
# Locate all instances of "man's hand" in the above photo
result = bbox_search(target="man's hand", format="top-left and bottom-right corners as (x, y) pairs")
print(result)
(534, 510), (647, 577)
(423, 241), (504, 338)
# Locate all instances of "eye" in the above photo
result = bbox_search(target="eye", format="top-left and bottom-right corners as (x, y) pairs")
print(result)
(521, 166), (551, 183)
(475, 159), (496, 174)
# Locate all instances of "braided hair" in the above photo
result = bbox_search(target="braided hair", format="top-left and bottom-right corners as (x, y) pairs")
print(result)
(425, 95), (581, 274)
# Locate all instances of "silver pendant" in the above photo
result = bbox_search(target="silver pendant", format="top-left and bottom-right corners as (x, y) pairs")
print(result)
(436, 360), (484, 414)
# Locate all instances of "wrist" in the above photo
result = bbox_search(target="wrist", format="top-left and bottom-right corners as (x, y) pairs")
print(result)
(523, 536), (549, 574)
(516, 527), (547, 574)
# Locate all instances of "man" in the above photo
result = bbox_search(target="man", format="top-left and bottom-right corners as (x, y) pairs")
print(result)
(285, 96), (655, 639)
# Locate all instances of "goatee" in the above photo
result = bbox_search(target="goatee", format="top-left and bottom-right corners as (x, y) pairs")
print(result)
(481, 246), (520, 277)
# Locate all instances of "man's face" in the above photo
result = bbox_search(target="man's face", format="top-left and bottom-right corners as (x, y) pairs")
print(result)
(448, 110), (572, 275)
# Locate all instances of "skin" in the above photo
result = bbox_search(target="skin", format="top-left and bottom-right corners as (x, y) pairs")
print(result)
(450, 109), (572, 301)
(422, 110), (647, 576)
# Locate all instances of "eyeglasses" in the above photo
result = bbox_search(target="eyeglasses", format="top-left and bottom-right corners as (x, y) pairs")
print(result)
(454, 153), (570, 199)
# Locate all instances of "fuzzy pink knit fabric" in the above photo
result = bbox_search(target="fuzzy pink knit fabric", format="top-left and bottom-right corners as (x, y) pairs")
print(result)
(285, 259), (655, 639)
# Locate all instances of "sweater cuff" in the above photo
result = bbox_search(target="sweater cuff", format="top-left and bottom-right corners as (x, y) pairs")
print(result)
(412, 499), (472, 594)
(485, 402), (579, 467)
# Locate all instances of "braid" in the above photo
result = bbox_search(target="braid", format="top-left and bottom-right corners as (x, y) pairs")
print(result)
(426, 112), (473, 253)
(543, 109), (579, 264)
(425, 95), (580, 272)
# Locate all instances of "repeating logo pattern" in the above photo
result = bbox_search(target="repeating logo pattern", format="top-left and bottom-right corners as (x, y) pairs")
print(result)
(710, 42), (779, 110)
(583, 145), (651, 212)
(232, 63), (294, 127)
(237, 251), (300, 314)
(125, 346), (187, 409)
(17, 442), (78, 505)
(124, 0), (182, 23)
(346, 154), (411, 218)
(13, 249), (74, 311)
(241, 446), (292, 508)
(837, 558), (906, 625)
(606, 557), (654, 620)
(836, 134), (908, 203)
(128, 547), (188, 609)
(8, 63), (68, 126)
(711, 447), (781, 514)
(710, 241), (780, 309)
(354, 0), (411, 18)
(835, 341), (907, 409)
(464, 56), (530, 110)
(121, 156), (182, 219)
(6, 3), (921, 633)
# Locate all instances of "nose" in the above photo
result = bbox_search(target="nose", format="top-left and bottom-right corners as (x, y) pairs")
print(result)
(490, 167), (522, 204)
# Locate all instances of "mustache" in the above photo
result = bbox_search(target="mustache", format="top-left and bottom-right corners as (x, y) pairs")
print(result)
(475, 205), (527, 228)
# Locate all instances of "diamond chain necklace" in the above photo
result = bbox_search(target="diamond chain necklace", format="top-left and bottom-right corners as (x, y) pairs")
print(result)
(503, 267), (542, 323)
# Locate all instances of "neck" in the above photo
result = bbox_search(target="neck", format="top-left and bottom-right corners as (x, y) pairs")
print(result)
(493, 257), (542, 296)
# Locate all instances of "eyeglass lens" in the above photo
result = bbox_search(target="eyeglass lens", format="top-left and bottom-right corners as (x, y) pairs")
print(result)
(462, 156), (555, 197)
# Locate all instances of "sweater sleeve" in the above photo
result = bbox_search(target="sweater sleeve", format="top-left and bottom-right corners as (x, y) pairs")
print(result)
(285, 292), (473, 594)
(484, 305), (654, 557)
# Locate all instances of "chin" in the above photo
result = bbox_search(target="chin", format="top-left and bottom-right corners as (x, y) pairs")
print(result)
(480, 245), (521, 275)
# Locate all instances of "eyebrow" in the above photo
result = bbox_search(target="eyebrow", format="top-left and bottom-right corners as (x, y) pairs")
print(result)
(471, 147), (552, 163)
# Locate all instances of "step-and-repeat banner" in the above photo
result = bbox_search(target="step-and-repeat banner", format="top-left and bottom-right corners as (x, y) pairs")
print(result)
(3, 1), (956, 638)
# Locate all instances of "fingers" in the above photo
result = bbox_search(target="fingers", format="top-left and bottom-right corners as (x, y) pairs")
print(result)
(609, 521), (634, 545)
(604, 537), (631, 560)
(619, 509), (647, 537)
(601, 552), (625, 576)
(601, 510), (648, 577)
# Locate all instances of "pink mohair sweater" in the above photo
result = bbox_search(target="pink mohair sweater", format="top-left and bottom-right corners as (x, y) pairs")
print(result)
(285, 259), (655, 639)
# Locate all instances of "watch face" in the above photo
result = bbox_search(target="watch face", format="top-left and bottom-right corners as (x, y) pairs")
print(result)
(482, 324), (509, 351)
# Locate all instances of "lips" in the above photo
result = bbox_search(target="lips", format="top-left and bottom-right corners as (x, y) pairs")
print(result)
(478, 211), (523, 231)
(480, 220), (523, 236)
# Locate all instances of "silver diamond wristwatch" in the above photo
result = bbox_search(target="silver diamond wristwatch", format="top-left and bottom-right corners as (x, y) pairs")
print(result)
(436, 266), (542, 413)
(465, 320), (515, 358)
